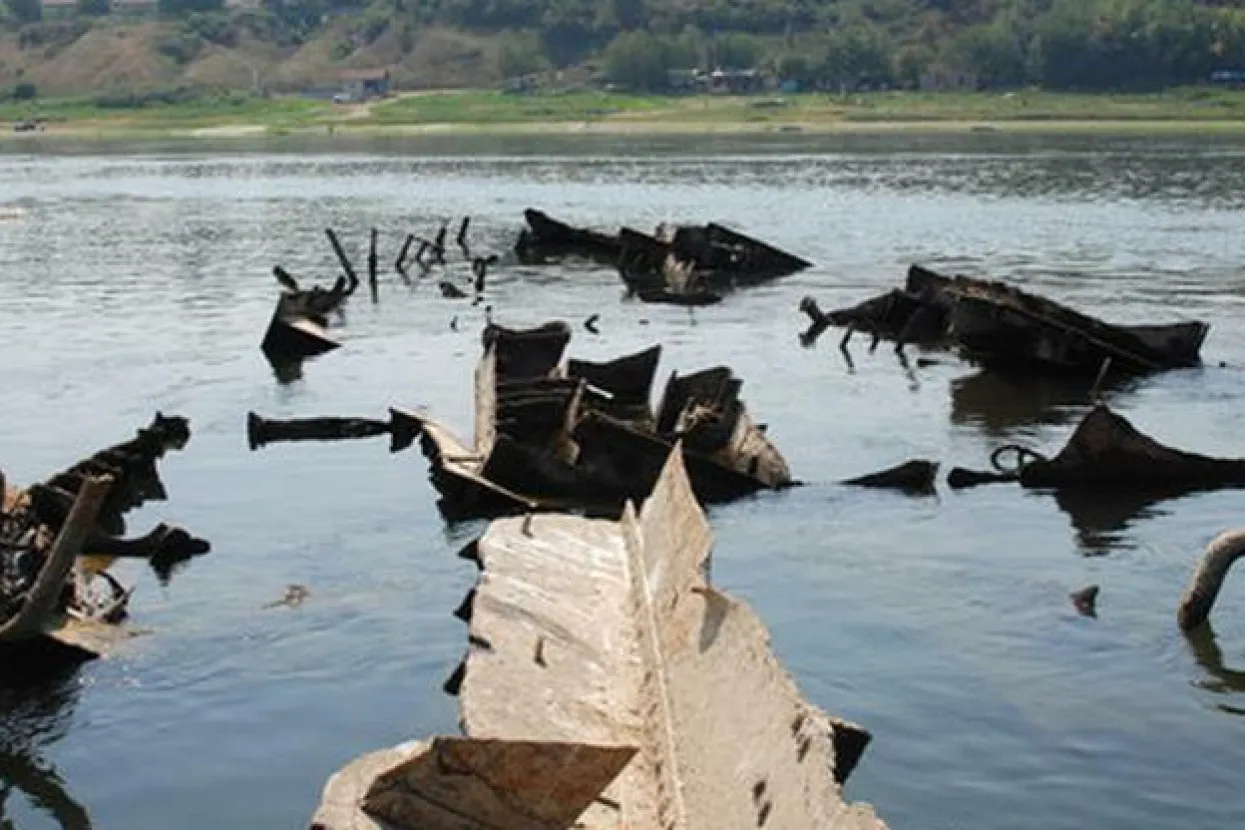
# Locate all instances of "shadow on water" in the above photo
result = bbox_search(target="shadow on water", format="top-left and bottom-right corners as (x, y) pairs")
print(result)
(0, 644), (94, 830)
(950, 367), (1138, 437)
(1183, 622), (1245, 704)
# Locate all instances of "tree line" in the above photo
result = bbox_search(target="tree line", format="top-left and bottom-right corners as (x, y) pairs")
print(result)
(594, 0), (1245, 91)
(3, 0), (1244, 92)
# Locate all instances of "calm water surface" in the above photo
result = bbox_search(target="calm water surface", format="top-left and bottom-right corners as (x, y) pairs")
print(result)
(2, 132), (1245, 829)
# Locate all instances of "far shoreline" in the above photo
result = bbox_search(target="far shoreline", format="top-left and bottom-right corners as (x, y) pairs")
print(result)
(5, 87), (1245, 142)
(5, 117), (1245, 143)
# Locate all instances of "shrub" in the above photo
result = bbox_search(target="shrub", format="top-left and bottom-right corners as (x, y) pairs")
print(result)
(156, 32), (204, 65)
(93, 86), (204, 109)
(184, 12), (237, 47)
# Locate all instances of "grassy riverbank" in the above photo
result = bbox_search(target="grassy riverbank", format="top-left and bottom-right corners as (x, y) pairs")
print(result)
(4, 87), (1245, 139)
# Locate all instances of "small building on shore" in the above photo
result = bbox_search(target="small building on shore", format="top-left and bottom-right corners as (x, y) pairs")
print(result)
(666, 68), (710, 94)
(709, 68), (765, 94)
(338, 68), (391, 102)
(1210, 69), (1245, 89)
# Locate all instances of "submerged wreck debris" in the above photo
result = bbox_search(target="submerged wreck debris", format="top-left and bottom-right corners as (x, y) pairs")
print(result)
(1020, 406), (1245, 490)
(264, 584), (311, 610)
(261, 270), (349, 365)
(367, 227), (379, 303)
(949, 405), (1245, 504)
(513, 208), (623, 266)
(620, 222), (811, 292)
(1070, 585), (1100, 618)
(3, 416), (208, 658)
(804, 265), (1210, 375)
(618, 222), (809, 304)
(260, 290), (341, 370)
(1178, 530), (1245, 631)
(262, 228), (369, 367)
(658, 220), (812, 281)
(310, 448), (886, 830)
(325, 228), (365, 297)
(946, 277), (1208, 376)
(799, 266), (950, 350)
(513, 207), (812, 301)
(13, 413), (208, 576)
(2, 476), (115, 658)
(398, 216), (488, 278)
(393, 233), (416, 281)
(573, 362), (793, 504)
(408, 320), (794, 521)
(842, 459), (940, 495)
(32, 412), (194, 536)
(619, 241), (724, 307)
(246, 409), (423, 453)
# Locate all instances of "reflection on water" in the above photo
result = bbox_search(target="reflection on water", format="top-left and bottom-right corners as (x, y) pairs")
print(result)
(1053, 487), (1180, 555)
(950, 368), (1137, 437)
(0, 647), (92, 830)
(1184, 623), (1245, 699)
(266, 355), (306, 385)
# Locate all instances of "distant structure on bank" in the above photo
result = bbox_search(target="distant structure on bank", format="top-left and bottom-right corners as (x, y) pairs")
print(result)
(335, 69), (392, 103)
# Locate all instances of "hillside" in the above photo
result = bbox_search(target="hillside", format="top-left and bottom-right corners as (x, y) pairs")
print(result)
(0, 15), (508, 96)
(0, 0), (1243, 99)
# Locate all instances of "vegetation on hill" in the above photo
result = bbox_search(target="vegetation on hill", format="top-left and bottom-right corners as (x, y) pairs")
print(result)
(0, 0), (1243, 100)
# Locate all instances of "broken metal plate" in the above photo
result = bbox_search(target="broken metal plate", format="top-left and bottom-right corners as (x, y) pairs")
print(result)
(312, 445), (886, 830)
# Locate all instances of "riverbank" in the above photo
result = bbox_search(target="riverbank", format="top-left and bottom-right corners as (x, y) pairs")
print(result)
(3, 88), (1245, 140)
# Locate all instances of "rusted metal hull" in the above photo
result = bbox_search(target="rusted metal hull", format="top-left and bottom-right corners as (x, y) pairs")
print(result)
(948, 406), (1245, 535)
(411, 417), (539, 522)
(246, 408), (421, 453)
(4, 415), (203, 659)
(409, 331), (793, 521)
(934, 265), (1209, 373)
(1020, 405), (1245, 490)
(618, 224), (809, 303)
(948, 289), (1208, 375)
(824, 290), (934, 340)
(2, 477), (125, 660)
(568, 344), (661, 427)
(634, 285), (724, 306)
(514, 208), (623, 266)
(671, 221), (813, 282)
(311, 447), (886, 830)
(573, 411), (788, 504)
(413, 407), (788, 522)
(483, 320), (572, 381)
(260, 308), (341, 362)
(803, 265), (953, 346)
(618, 228), (723, 305)
(811, 264), (1209, 374)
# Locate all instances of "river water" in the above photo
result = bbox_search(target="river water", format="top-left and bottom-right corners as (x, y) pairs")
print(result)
(2, 132), (1244, 829)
